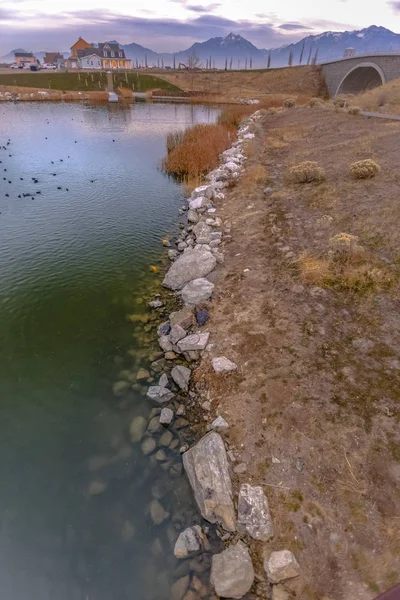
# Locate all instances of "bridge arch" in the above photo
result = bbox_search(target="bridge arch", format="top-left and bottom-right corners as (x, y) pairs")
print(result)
(335, 62), (386, 96)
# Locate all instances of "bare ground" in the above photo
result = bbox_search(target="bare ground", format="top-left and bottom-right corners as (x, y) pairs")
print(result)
(197, 106), (400, 599)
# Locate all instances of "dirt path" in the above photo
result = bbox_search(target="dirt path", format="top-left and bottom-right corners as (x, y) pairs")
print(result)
(198, 106), (400, 599)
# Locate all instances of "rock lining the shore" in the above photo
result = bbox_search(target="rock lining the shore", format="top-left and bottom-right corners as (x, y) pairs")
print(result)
(210, 541), (254, 599)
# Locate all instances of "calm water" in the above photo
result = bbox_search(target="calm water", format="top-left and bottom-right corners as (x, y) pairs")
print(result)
(0, 101), (219, 600)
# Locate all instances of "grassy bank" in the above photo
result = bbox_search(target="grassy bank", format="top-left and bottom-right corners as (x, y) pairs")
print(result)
(0, 71), (181, 93)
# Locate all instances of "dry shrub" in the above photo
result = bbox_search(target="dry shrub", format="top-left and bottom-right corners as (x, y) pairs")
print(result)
(348, 105), (361, 116)
(241, 165), (268, 190)
(298, 234), (393, 293)
(333, 95), (349, 108)
(218, 105), (255, 127)
(309, 97), (321, 107)
(283, 97), (296, 108)
(163, 123), (235, 177)
(289, 161), (326, 184)
(349, 159), (380, 179)
(166, 131), (184, 154)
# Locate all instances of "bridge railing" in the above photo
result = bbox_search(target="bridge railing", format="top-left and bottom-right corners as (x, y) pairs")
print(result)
(320, 50), (400, 65)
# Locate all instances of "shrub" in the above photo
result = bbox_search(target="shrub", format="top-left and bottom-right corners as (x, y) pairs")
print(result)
(309, 97), (321, 107)
(218, 105), (255, 127)
(333, 95), (348, 108)
(163, 123), (235, 177)
(289, 161), (326, 184)
(348, 105), (361, 116)
(283, 97), (296, 108)
(349, 159), (380, 179)
(166, 131), (184, 154)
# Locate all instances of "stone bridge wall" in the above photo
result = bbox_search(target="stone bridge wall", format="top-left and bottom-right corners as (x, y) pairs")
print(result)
(321, 55), (400, 96)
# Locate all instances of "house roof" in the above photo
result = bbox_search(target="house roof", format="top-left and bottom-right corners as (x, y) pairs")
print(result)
(44, 52), (64, 63)
(77, 46), (127, 59)
(98, 42), (120, 51)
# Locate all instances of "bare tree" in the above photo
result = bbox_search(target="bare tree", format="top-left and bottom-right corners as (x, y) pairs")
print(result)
(229, 57), (233, 70)
(188, 51), (201, 69)
(209, 54), (212, 69)
(307, 47), (312, 65)
(224, 56), (228, 71)
(145, 54), (148, 68)
(267, 52), (271, 69)
(161, 58), (164, 68)
(288, 50), (293, 66)
(249, 57), (253, 69)
(157, 57), (160, 68)
(311, 48), (319, 65)
(173, 54), (176, 69)
(245, 57), (248, 70)
(299, 41), (305, 65)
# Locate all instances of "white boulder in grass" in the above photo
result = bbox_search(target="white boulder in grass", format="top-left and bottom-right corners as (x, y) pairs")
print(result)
(264, 550), (301, 583)
(212, 356), (238, 373)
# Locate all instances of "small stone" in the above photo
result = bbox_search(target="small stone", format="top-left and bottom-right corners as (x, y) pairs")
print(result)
(141, 437), (156, 455)
(112, 380), (130, 395)
(171, 365), (191, 391)
(211, 541), (254, 599)
(88, 480), (107, 495)
(176, 404), (186, 416)
(237, 484), (274, 541)
(187, 209), (199, 223)
(196, 308), (210, 327)
(272, 456), (281, 464)
(177, 333), (210, 353)
(180, 444), (189, 454)
(129, 416), (147, 442)
(160, 407), (174, 425)
(174, 525), (209, 558)
(149, 499), (170, 525)
(212, 357), (238, 373)
(175, 417), (189, 429)
(155, 449), (168, 462)
(158, 321), (171, 336)
(168, 249), (178, 260)
(170, 324), (187, 345)
(149, 299), (163, 308)
(211, 416), (229, 432)
(178, 242), (187, 251)
(158, 373), (169, 388)
(165, 352), (177, 360)
(159, 430), (174, 447)
(171, 575), (190, 600)
(147, 415), (162, 433)
(159, 335), (173, 352)
(180, 279), (214, 306)
(264, 187), (273, 196)
(146, 386), (175, 404)
(272, 584), (290, 600)
(170, 307), (194, 330)
(201, 401), (211, 411)
(296, 458), (304, 472)
(136, 368), (150, 381)
(233, 463), (247, 475)
(264, 550), (301, 583)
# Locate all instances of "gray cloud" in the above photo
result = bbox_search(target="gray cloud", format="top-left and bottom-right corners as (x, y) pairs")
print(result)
(187, 4), (221, 13)
(278, 23), (310, 31)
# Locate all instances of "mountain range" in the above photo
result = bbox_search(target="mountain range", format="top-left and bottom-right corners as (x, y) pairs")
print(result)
(2, 25), (400, 69)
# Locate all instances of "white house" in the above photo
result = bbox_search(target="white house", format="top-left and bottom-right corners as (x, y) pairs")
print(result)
(79, 54), (103, 69)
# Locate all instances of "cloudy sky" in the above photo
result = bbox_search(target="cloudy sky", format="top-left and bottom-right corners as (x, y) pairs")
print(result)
(1, 0), (400, 55)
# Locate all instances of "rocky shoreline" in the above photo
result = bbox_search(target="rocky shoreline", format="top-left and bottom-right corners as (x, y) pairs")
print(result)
(131, 110), (301, 600)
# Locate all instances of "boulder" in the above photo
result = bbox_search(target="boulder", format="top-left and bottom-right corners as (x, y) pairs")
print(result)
(212, 356), (238, 373)
(169, 307), (194, 330)
(163, 248), (216, 291)
(193, 222), (212, 244)
(210, 541), (254, 599)
(129, 416), (147, 442)
(171, 575), (190, 600)
(158, 373), (169, 388)
(192, 184), (213, 199)
(237, 484), (274, 541)
(136, 367), (150, 381)
(146, 386), (175, 404)
(187, 209), (199, 223)
(211, 416), (229, 432)
(141, 437), (156, 455)
(159, 335), (173, 352)
(189, 196), (210, 210)
(159, 430), (174, 447)
(180, 279), (214, 306)
(177, 332), (210, 353)
(157, 321), (171, 336)
(149, 499), (170, 525)
(171, 365), (191, 391)
(160, 407), (174, 425)
(183, 432), (236, 531)
(173, 525), (209, 558)
(264, 551), (300, 583)
(169, 324), (187, 345)
(196, 308), (210, 326)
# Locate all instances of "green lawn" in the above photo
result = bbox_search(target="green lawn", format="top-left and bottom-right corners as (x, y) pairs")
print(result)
(0, 71), (181, 93)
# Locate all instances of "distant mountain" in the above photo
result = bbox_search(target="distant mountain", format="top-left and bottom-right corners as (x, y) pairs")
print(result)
(3, 25), (400, 68)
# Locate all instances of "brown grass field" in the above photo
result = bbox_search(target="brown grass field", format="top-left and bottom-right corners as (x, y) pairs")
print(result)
(194, 104), (400, 599)
(336, 77), (400, 115)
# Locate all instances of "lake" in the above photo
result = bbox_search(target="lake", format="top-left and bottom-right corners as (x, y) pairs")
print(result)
(0, 101), (220, 600)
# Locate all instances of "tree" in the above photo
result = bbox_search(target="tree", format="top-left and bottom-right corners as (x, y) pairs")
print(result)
(250, 57), (253, 69)
(288, 50), (293, 66)
(307, 47), (312, 65)
(161, 58), (164, 68)
(267, 53), (271, 69)
(157, 57), (160, 68)
(188, 51), (201, 69)
(145, 54), (148, 68)
(173, 54), (176, 69)
(229, 57), (233, 70)
(209, 54), (212, 69)
(224, 57), (228, 71)
(245, 57), (248, 70)
(299, 41), (305, 65)
(312, 48), (319, 65)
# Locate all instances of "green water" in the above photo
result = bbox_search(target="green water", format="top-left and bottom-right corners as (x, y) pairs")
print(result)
(0, 101), (219, 600)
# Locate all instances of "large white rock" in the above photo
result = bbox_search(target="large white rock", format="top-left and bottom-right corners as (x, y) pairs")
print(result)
(212, 356), (238, 373)
(210, 541), (254, 599)
(192, 184), (213, 199)
(146, 386), (175, 404)
(180, 278), (214, 306)
(193, 221), (212, 244)
(189, 196), (210, 210)
(211, 416), (229, 432)
(162, 248), (216, 290)
(264, 551), (301, 583)
(171, 365), (191, 391)
(173, 525), (209, 558)
(238, 484), (274, 541)
(183, 431), (236, 531)
(177, 332), (210, 353)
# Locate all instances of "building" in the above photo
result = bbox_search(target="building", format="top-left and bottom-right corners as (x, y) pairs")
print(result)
(14, 51), (36, 65)
(65, 37), (93, 68)
(77, 43), (131, 69)
(43, 52), (65, 67)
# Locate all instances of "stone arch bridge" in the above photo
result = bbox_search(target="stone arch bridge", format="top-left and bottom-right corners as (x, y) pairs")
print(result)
(321, 54), (400, 97)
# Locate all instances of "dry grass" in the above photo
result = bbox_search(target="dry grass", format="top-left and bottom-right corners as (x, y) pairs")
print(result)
(333, 95), (349, 108)
(349, 159), (381, 179)
(241, 165), (268, 190)
(283, 97), (296, 108)
(163, 123), (235, 177)
(356, 77), (400, 114)
(289, 161), (326, 184)
(218, 104), (258, 127)
(348, 105), (361, 116)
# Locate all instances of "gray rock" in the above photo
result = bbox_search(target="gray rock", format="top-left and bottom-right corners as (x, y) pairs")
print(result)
(169, 307), (194, 330)
(177, 332), (210, 353)
(212, 356), (238, 373)
(272, 584), (290, 600)
(174, 525), (209, 558)
(155, 449), (168, 462)
(159, 335), (173, 352)
(171, 365), (191, 391)
(169, 324), (187, 345)
(211, 416), (229, 432)
(141, 437), (156, 455)
(238, 484), (274, 541)
(136, 367), (150, 381)
(189, 196), (210, 210)
(170, 575), (190, 600)
(160, 407), (174, 425)
(149, 499), (170, 525)
(146, 386), (175, 404)
(264, 550), (301, 583)
(193, 221), (212, 244)
(163, 248), (216, 291)
(113, 380), (130, 395)
(264, 186), (273, 196)
(233, 462), (247, 475)
(129, 416), (147, 442)
(183, 432), (236, 531)
(180, 278), (214, 306)
(177, 242), (187, 252)
(157, 321), (171, 336)
(196, 308), (210, 326)
(192, 184), (213, 199)
(159, 430), (174, 447)
(211, 541), (254, 599)
(147, 416), (162, 434)
(158, 373), (169, 388)
(187, 209), (199, 223)
(148, 299), (163, 309)
(168, 249), (178, 261)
